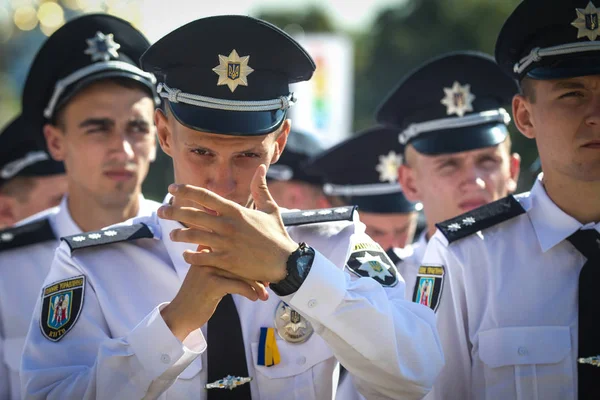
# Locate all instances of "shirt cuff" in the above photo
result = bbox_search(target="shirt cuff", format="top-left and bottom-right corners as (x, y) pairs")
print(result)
(127, 302), (206, 380)
(283, 250), (347, 320)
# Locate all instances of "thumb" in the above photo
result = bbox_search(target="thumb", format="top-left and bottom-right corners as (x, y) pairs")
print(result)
(251, 164), (278, 213)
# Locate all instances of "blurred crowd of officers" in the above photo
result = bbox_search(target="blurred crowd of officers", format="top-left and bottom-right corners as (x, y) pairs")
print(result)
(0, 0), (599, 399)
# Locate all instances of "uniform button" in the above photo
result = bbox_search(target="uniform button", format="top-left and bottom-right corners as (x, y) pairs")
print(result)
(307, 299), (317, 308)
(297, 356), (306, 365)
(160, 354), (171, 364)
(517, 346), (528, 356)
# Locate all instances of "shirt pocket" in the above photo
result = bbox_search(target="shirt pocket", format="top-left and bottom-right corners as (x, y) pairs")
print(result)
(251, 333), (335, 400)
(478, 326), (574, 400)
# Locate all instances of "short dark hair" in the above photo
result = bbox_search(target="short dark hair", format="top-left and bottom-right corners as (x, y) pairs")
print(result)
(519, 77), (537, 103)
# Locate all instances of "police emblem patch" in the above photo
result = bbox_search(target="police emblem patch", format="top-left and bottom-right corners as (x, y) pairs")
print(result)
(413, 265), (445, 312)
(346, 242), (398, 287)
(40, 276), (85, 342)
(274, 301), (313, 343)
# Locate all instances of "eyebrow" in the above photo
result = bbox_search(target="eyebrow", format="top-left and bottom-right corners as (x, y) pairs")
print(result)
(79, 118), (115, 129)
(551, 81), (587, 91)
(184, 141), (263, 154)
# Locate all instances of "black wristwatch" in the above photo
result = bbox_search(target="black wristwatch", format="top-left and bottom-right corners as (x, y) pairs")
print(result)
(270, 243), (315, 296)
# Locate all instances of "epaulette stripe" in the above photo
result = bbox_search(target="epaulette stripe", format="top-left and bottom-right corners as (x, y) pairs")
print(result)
(282, 206), (357, 226)
(0, 218), (56, 252)
(61, 223), (154, 253)
(435, 195), (525, 244)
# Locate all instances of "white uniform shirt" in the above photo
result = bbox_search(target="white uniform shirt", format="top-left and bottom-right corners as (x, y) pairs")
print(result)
(422, 175), (595, 400)
(21, 208), (443, 400)
(394, 231), (428, 301)
(0, 196), (159, 400)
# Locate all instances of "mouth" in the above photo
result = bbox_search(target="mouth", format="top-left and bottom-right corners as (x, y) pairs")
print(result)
(458, 199), (488, 212)
(103, 169), (135, 182)
(582, 140), (600, 149)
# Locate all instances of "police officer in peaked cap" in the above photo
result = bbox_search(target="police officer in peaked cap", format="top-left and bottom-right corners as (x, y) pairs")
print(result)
(21, 15), (443, 400)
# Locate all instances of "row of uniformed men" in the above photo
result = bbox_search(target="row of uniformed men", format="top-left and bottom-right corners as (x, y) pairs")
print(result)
(1, 0), (599, 398)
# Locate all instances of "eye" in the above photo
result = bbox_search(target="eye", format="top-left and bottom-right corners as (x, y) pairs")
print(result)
(240, 152), (260, 158)
(479, 156), (500, 167)
(191, 148), (211, 156)
(439, 159), (458, 169)
(559, 91), (584, 99)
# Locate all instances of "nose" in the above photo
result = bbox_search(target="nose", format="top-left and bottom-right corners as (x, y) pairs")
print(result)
(459, 163), (487, 192)
(585, 94), (600, 127)
(109, 132), (135, 163)
(205, 161), (236, 198)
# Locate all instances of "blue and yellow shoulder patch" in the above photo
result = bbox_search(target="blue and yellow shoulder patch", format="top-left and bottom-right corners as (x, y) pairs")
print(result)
(61, 223), (154, 253)
(281, 206), (357, 226)
(435, 196), (525, 244)
(0, 217), (56, 252)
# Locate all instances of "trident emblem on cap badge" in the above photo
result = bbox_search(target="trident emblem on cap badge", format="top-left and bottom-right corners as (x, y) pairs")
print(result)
(84, 31), (121, 62)
(440, 81), (475, 117)
(212, 49), (255, 92)
(572, 1), (600, 41)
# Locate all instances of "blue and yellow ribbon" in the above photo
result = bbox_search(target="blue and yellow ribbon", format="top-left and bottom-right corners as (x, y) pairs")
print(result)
(257, 327), (280, 367)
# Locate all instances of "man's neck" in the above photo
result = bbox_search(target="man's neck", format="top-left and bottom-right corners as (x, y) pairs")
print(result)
(67, 189), (141, 232)
(542, 173), (600, 225)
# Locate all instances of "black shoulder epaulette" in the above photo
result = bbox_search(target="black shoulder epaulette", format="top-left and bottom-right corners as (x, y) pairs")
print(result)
(61, 223), (154, 253)
(436, 195), (525, 244)
(0, 218), (56, 252)
(282, 206), (357, 226)
(386, 248), (403, 265)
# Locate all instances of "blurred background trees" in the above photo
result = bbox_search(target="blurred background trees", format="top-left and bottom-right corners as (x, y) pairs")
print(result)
(1, 0), (535, 199)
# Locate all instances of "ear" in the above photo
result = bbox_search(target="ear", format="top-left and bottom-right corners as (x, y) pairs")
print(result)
(271, 119), (291, 164)
(0, 195), (17, 227)
(398, 163), (421, 203)
(506, 152), (522, 194)
(155, 108), (173, 158)
(513, 94), (535, 139)
(44, 123), (66, 162)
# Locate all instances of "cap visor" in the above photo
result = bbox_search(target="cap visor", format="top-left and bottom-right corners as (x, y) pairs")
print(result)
(350, 192), (418, 213)
(169, 101), (286, 136)
(527, 55), (600, 80)
(410, 123), (508, 156)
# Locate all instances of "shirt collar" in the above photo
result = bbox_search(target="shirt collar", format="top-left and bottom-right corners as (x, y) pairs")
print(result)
(52, 196), (82, 238)
(157, 200), (196, 281)
(528, 174), (600, 252)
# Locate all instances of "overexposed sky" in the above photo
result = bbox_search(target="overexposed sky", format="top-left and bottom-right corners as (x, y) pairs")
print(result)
(140, 0), (405, 42)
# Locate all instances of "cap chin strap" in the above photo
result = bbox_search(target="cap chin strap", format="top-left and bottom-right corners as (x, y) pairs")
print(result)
(157, 83), (295, 112)
(323, 182), (403, 197)
(399, 108), (511, 145)
(514, 41), (600, 75)
(44, 61), (157, 119)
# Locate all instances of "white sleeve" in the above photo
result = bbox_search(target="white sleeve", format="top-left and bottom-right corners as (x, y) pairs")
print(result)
(20, 244), (206, 400)
(284, 225), (444, 400)
(0, 314), (9, 399)
(421, 232), (472, 400)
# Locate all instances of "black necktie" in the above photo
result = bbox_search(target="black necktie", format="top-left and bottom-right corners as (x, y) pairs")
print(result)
(206, 294), (252, 399)
(567, 229), (600, 400)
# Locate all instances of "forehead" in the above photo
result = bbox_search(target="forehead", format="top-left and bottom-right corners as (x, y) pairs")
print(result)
(537, 75), (600, 91)
(65, 82), (154, 115)
(415, 143), (506, 162)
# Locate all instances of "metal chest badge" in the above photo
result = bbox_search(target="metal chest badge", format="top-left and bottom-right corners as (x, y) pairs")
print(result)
(440, 81), (475, 117)
(212, 49), (255, 92)
(274, 301), (314, 343)
(40, 276), (85, 341)
(572, 1), (600, 41)
(413, 265), (445, 312)
(205, 375), (253, 390)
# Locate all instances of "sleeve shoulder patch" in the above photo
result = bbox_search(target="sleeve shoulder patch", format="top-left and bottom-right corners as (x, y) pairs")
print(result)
(435, 195), (525, 244)
(413, 265), (445, 312)
(346, 241), (399, 287)
(61, 223), (154, 253)
(40, 275), (85, 341)
(0, 217), (56, 252)
(281, 206), (357, 226)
